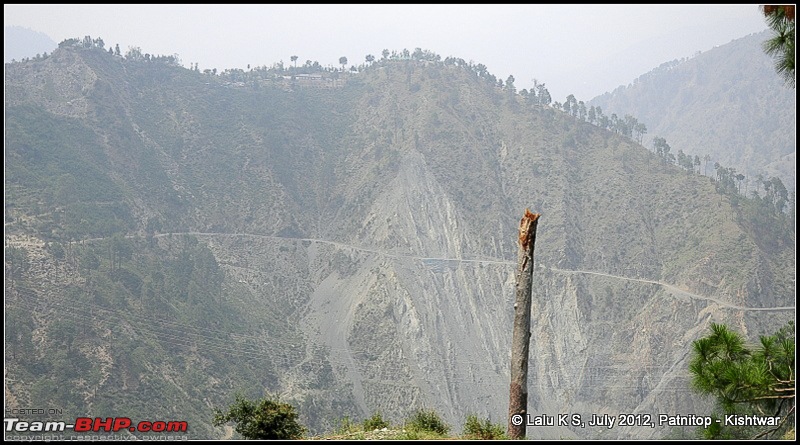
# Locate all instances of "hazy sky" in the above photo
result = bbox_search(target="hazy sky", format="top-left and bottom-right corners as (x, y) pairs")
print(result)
(4, 4), (770, 101)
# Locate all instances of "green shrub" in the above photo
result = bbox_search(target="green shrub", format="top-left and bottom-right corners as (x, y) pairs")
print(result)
(212, 394), (306, 440)
(399, 429), (420, 440)
(463, 414), (506, 440)
(363, 411), (390, 431)
(406, 408), (450, 435)
(335, 416), (358, 434)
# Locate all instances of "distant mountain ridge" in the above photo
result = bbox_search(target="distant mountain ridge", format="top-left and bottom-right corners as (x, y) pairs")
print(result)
(4, 26), (57, 63)
(4, 42), (794, 439)
(589, 30), (796, 191)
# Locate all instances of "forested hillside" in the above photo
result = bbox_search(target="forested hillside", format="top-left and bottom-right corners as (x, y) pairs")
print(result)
(589, 30), (796, 191)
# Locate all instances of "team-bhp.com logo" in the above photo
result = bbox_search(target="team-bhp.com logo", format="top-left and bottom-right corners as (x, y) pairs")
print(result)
(5, 417), (188, 433)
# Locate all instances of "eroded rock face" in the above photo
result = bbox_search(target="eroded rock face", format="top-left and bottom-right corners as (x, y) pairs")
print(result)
(5, 49), (99, 119)
(194, 140), (792, 438)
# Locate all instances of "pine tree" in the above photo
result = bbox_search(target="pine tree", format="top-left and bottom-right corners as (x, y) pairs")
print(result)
(689, 322), (795, 439)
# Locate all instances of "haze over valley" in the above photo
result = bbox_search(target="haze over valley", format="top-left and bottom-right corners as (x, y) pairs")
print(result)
(3, 11), (795, 440)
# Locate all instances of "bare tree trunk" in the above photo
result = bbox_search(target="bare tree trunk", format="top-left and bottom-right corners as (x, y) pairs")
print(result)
(508, 209), (540, 440)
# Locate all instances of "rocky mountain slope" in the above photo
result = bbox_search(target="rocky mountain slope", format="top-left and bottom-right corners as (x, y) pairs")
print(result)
(4, 43), (795, 439)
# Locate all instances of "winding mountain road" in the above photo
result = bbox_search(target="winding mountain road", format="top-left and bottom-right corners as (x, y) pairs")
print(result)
(57, 230), (795, 312)
(549, 267), (795, 312)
